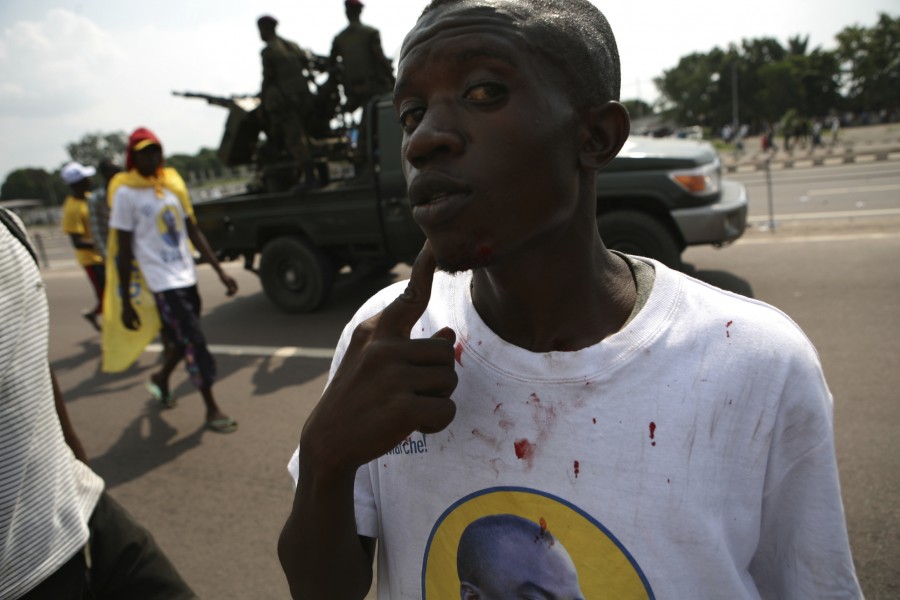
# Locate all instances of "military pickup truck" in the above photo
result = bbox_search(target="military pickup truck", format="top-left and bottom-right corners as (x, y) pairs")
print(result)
(187, 94), (747, 313)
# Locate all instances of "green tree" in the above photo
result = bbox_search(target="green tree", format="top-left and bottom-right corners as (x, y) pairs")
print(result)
(756, 58), (807, 121)
(655, 33), (844, 132)
(0, 168), (67, 205)
(786, 34), (810, 56)
(66, 131), (128, 167)
(621, 99), (654, 119)
(835, 13), (900, 114)
(167, 148), (226, 180)
(655, 49), (731, 126)
(734, 37), (788, 125)
(799, 49), (843, 117)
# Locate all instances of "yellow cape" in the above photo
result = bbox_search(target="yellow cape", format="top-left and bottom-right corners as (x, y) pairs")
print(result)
(101, 167), (194, 373)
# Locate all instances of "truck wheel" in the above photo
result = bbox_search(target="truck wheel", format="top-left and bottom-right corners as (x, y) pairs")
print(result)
(259, 237), (334, 313)
(597, 210), (683, 270)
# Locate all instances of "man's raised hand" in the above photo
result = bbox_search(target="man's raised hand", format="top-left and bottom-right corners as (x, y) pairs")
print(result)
(299, 242), (458, 478)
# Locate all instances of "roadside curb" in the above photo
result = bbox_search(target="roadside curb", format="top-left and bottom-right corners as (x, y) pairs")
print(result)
(724, 144), (900, 173)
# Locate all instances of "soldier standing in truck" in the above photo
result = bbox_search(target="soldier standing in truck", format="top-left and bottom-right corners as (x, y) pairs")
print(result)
(257, 15), (320, 189)
(329, 0), (394, 113)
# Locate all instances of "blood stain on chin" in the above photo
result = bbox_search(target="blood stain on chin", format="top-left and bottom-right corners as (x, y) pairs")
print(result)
(454, 342), (463, 365)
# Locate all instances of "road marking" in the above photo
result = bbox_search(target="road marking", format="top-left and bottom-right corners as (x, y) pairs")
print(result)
(748, 207), (900, 222)
(808, 183), (900, 196)
(738, 232), (900, 245)
(40, 260), (246, 278)
(145, 342), (334, 359)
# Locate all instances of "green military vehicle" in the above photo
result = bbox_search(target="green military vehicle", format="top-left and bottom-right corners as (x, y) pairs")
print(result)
(182, 93), (748, 313)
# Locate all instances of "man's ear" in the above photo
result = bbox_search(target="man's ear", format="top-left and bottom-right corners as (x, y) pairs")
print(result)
(460, 581), (481, 600)
(579, 101), (630, 171)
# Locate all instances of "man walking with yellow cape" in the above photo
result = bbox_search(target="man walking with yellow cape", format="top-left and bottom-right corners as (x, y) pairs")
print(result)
(103, 127), (239, 433)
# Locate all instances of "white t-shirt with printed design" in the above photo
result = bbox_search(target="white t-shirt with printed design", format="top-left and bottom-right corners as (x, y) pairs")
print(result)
(289, 258), (861, 599)
(109, 184), (196, 293)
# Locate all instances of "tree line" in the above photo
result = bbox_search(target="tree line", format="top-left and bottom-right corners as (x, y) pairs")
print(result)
(1, 132), (229, 206)
(2, 12), (896, 205)
(651, 12), (898, 132)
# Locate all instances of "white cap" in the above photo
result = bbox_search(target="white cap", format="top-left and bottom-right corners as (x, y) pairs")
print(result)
(60, 161), (97, 185)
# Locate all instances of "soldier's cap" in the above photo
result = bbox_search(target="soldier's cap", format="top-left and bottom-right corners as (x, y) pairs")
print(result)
(60, 161), (96, 185)
(345, 0), (364, 8)
(257, 15), (278, 27)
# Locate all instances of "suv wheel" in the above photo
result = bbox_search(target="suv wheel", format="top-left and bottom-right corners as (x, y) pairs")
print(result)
(597, 210), (683, 270)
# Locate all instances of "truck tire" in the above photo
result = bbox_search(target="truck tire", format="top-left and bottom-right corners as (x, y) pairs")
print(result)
(597, 210), (683, 270)
(259, 236), (334, 313)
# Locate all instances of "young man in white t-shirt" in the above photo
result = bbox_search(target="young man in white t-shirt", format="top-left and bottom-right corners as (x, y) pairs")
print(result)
(110, 128), (239, 434)
(278, 1), (862, 598)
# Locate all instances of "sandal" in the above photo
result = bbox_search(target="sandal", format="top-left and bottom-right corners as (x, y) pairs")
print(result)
(205, 417), (238, 434)
(146, 381), (176, 409)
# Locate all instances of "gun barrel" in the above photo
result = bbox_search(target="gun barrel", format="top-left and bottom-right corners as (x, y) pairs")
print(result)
(172, 91), (243, 109)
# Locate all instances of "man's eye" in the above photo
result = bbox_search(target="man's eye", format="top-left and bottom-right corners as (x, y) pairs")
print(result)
(465, 82), (506, 102)
(398, 107), (424, 132)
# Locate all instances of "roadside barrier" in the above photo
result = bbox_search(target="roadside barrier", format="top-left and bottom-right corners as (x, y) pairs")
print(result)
(725, 143), (900, 173)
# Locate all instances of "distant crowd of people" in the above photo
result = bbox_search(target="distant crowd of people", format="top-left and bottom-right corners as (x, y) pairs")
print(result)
(711, 113), (841, 156)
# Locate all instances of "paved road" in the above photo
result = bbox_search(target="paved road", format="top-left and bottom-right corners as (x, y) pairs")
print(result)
(731, 160), (900, 222)
(41, 165), (899, 598)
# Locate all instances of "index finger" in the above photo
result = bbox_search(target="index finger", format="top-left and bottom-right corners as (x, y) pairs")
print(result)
(377, 240), (437, 338)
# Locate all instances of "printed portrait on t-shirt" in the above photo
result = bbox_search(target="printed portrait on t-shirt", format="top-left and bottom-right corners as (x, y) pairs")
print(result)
(457, 514), (584, 599)
(422, 488), (653, 599)
(157, 206), (182, 248)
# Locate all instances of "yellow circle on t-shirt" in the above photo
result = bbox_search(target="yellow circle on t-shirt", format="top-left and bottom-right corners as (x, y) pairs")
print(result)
(422, 487), (652, 599)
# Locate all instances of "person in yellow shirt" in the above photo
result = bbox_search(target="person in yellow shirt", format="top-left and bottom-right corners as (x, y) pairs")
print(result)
(61, 161), (105, 331)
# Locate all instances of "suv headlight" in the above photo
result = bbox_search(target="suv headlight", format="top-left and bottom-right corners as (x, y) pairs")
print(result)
(668, 158), (721, 197)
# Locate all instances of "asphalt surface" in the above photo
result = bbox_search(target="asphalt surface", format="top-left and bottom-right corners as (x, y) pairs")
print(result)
(36, 158), (900, 599)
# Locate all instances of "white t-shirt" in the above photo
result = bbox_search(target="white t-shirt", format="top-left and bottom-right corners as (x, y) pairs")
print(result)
(289, 259), (861, 599)
(109, 184), (197, 293)
(0, 210), (104, 600)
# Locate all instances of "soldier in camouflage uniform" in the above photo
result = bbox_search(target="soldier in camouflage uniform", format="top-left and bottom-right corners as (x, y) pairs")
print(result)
(329, 0), (395, 112)
(257, 15), (319, 188)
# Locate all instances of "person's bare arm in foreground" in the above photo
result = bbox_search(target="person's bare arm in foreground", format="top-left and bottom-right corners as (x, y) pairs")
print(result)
(278, 243), (458, 599)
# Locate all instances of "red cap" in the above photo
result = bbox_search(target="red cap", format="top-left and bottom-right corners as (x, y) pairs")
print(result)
(126, 127), (163, 171)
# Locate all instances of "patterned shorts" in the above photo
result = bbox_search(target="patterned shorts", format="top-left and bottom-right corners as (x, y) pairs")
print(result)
(153, 285), (216, 389)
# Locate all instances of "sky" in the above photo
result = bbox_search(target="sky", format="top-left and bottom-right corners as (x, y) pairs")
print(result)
(0, 0), (896, 183)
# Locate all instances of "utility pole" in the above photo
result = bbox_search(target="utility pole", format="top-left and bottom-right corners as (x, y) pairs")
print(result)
(731, 62), (739, 133)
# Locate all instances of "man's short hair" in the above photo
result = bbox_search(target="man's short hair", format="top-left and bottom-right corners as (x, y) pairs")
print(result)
(457, 514), (557, 585)
(418, 0), (620, 106)
(257, 15), (278, 29)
